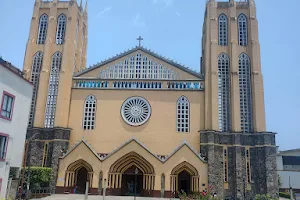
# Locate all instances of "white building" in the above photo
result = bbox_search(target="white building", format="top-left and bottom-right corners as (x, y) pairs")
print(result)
(277, 148), (300, 192)
(0, 58), (33, 198)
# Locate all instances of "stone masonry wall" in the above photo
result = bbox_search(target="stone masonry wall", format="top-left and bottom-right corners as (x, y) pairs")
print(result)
(200, 131), (278, 200)
(26, 128), (71, 193)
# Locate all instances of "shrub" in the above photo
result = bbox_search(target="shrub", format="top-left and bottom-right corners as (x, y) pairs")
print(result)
(255, 194), (277, 200)
(22, 167), (53, 190)
(279, 192), (290, 199)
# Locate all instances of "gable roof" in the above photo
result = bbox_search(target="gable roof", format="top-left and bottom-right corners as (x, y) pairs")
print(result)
(74, 46), (203, 79)
(278, 148), (300, 155)
(61, 137), (206, 163)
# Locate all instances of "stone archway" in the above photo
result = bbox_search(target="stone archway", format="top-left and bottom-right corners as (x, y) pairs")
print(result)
(108, 152), (155, 197)
(64, 159), (94, 194)
(170, 161), (200, 196)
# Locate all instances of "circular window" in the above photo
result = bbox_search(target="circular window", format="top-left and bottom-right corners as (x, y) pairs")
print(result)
(121, 97), (151, 126)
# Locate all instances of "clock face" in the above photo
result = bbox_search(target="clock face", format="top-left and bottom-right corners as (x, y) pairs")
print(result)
(121, 96), (151, 126)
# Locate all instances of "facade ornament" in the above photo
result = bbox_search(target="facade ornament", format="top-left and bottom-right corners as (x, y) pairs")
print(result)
(53, 3), (57, 6)
(252, 71), (259, 75)
(34, 2), (38, 6)
(32, 17), (36, 20)
(69, 1), (74, 6)
(211, 17), (217, 21)
(30, 38), (35, 43)
(251, 39), (257, 44)
(212, 71), (217, 75)
(210, 39), (217, 44)
(250, 16), (256, 20)
(49, 16), (55, 20)
(231, 72), (238, 75)
(230, 39), (238, 44)
(249, 0), (255, 7)
(230, 17), (237, 21)
(46, 38), (53, 44)
(42, 69), (49, 73)
(68, 17), (72, 21)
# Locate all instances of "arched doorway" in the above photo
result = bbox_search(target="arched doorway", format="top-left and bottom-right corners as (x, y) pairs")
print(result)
(108, 152), (155, 197)
(76, 167), (88, 193)
(170, 161), (199, 196)
(65, 159), (93, 194)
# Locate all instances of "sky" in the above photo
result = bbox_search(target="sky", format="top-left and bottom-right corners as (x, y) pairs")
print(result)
(0, 0), (299, 151)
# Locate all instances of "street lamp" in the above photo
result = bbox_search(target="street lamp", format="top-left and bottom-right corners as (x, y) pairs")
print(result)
(134, 168), (139, 200)
(20, 133), (39, 200)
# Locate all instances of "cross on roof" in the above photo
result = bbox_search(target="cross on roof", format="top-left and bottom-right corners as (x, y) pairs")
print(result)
(137, 36), (143, 47)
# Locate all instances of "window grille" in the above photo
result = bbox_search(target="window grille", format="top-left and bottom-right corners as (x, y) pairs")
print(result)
(239, 53), (252, 132)
(218, 53), (231, 131)
(56, 14), (67, 45)
(28, 51), (43, 127)
(238, 14), (248, 46)
(37, 14), (48, 44)
(177, 96), (190, 133)
(83, 95), (97, 130)
(218, 14), (228, 46)
(44, 52), (62, 128)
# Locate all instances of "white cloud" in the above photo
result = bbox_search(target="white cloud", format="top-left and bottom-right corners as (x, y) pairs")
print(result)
(152, 0), (175, 7)
(130, 13), (146, 28)
(96, 6), (112, 18)
(176, 12), (181, 17)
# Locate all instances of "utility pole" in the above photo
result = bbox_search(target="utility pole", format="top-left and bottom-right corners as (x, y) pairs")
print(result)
(289, 176), (293, 200)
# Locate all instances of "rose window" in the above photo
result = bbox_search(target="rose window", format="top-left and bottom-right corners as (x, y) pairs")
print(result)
(121, 97), (151, 126)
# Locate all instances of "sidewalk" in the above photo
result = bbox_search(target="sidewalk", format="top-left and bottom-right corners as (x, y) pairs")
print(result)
(33, 194), (179, 200)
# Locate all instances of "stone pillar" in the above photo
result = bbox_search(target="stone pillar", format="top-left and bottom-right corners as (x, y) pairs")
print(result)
(264, 146), (278, 198)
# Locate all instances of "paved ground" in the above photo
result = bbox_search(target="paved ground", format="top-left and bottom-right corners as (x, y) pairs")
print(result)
(32, 194), (291, 200)
(33, 194), (179, 200)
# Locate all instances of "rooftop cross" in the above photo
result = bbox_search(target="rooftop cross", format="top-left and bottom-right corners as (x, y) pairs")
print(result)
(137, 36), (143, 47)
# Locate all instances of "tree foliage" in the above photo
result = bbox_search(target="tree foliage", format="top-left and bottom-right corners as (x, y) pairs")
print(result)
(22, 167), (53, 189)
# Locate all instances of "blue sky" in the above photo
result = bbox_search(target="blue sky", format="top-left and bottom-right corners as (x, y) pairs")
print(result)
(0, 0), (299, 151)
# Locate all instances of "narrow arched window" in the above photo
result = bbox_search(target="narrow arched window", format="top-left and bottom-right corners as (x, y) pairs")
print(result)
(238, 14), (248, 46)
(218, 14), (228, 46)
(83, 95), (97, 130)
(44, 52), (62, 128)
(37, 14), (48, 44)
(177, 96), (190, 133)
(218, 53), (231, 132)
(28, 51), (43, 127)
(239, 53), (252, 132)
(56, 14), (67, 45)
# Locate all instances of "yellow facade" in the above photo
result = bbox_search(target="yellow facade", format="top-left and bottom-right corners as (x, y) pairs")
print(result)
(22, 0), (268, 198)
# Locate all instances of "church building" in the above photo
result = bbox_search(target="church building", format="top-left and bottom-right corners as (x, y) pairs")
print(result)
(22, 0), (278, 199)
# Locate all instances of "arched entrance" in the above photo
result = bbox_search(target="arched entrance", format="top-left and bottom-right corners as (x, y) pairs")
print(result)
(65, 159), (93, 194)
(170, 161), (200, 196)
(108, 152), (155, 197)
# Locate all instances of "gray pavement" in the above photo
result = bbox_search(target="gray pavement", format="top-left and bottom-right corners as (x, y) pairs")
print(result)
(33, 194), (179, 200)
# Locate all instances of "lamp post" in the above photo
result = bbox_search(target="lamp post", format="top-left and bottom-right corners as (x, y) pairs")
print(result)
(134, 168), (139, 200)
(20, 133), (39, 200)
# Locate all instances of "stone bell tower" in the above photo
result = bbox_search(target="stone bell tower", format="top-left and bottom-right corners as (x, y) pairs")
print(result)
(22, 0), (88, 192)
(200, 0), (278, 199)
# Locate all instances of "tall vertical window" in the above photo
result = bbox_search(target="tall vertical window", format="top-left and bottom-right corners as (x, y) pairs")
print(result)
(245, 148), (251, 183)
(239, 53), (252, 133)
(42, 142), (49, 167)
(0, 92), (15, 121)
(56, 14), (67, 45)
(238, 14), (248, 46)
(218, 53), (231, 132)
(83, 95), (97, 130)
(218, 14), (228, 46)
(44, 52), (62, 128)
(224, 147), (228, 182)
(37, 14), (48, 44)
(0, 134), (8, 160)
(29, 52), (43, 127)
(177, 96), (190, 133)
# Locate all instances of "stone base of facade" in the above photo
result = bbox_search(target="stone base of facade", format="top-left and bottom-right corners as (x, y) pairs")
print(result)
(200, 130), (279, 200)
(56, 186), (174, 198)
(26, 127), (71, 193)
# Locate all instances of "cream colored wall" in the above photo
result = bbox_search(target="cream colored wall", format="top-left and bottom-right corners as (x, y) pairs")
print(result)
(203, 2), (266, 132)
(23, 0), (87, 128)
(57, 141), (208, 192)
(68, 89), (204, 155)
(77, 51), (201, 80)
